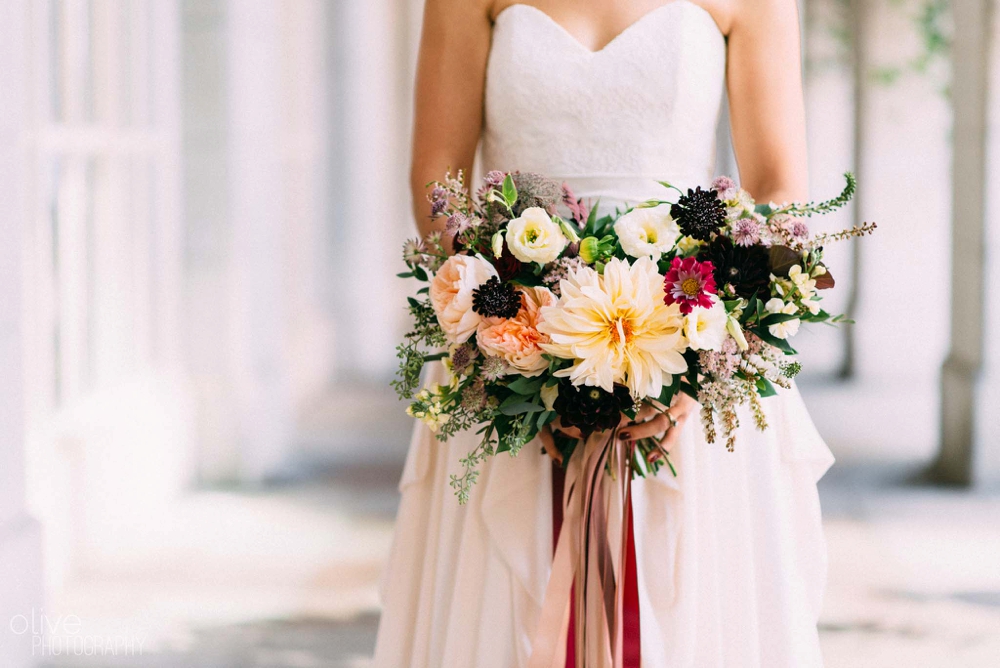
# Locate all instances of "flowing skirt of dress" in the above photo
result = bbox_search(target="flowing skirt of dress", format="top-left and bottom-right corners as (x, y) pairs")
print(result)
(373, 364), (834, 668)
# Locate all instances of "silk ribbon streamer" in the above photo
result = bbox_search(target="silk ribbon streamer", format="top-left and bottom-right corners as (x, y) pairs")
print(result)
(529, 427), (637, 668)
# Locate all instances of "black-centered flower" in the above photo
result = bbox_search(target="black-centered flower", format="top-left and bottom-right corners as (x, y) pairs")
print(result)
(553, 382), (634, 439)
(701, 236), (771, 300)
(671, 186), (727, 241)
(472, 277), (522, 319)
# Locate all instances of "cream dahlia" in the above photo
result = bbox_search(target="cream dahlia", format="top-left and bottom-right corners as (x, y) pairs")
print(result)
(538, 257), (688, 399)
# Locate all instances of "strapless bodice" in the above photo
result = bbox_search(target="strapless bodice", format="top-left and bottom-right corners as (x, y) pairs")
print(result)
(483, 1), (727, 203)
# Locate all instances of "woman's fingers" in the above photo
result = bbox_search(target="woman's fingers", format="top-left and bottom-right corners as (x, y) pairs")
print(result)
(551, 417), (583, 440)
(618, 412), (670, 441)
(538, 425), (563, 464)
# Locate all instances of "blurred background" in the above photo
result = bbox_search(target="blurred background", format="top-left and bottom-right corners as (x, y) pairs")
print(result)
(0, 0), (998, 666)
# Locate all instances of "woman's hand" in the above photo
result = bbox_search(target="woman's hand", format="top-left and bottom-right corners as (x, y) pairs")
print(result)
(538, 420), (583, 465)
(617, 393), (699, 455)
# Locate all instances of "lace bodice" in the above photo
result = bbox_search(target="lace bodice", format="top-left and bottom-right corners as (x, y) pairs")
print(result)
(483, 1), (726, 203)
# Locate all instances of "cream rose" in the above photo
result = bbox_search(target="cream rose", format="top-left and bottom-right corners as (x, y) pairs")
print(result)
(476, 285), (556, 376)
(429, 254), (498, 344)
(613, 205), (680, 260)
(505, 207), (567, 264)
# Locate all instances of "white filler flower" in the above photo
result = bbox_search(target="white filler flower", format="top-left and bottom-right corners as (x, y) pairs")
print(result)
(765, 298), (801, 339)
(613, 205), (680, 260)
(505, 207), (567, 264)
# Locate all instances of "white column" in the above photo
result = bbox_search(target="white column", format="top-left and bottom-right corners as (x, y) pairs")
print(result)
(937, 0), (998, 485)
(328, 0), (412, 381)
(0, 0), (44, 664)
(225, 0), (292, 481)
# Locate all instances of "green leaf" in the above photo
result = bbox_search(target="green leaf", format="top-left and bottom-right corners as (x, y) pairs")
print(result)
(412, 266), (428, 281)
(536, 410), (556, 429)
(406, 296), (422, 309)
(397, 271), (415, 278)
(754, 329), (798, 355)
(416, 286), (429, 295)
(584, 199), (601, 236)
(761, 312), (801, 325)
(423, 352), (447, 362)
(754, 203), (774, 216)
(756, 377), (778, 397)
(507, 376), (544, 395)
(502, 174), (518, 207)
(500, 401), (545, 416)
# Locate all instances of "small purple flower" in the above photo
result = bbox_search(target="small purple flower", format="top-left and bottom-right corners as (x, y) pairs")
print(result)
(430, 186), (448, 201)
(731, 218), (762, 247)
(712, 176), (738, 201)
(484, 170), (506, 187)
(446, 213), (470, 234)
(480, 355), (508, 381)
(461, 379), (488, 412)
(450, 342), (478, 375)
(430, 198), (448, 216)
(791, 221), (810, 239)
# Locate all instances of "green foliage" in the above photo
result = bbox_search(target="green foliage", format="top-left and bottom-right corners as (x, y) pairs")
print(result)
(779, 173), (857, 218)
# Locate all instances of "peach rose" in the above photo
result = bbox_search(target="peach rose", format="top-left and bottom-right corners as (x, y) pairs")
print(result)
(429, 254), (497, 343)
(476, 286), (556, 376)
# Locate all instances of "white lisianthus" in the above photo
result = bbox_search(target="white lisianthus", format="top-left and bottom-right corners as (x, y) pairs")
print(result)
(613, 205), (680, 260)
(684, 300), (728, 351)
(765, 298), (801, 339)
(505, 207), (567, 264)
(804, 299), (821, 315)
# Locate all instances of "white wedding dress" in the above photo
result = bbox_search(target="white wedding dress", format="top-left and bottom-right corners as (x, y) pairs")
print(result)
(373, 3), (835, 666)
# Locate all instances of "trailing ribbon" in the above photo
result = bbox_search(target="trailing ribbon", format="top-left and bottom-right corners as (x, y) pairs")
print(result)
(530, 428), (639, 668)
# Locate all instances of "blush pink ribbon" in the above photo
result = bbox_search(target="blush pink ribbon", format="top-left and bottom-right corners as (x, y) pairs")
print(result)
(529, 428), (638, 668)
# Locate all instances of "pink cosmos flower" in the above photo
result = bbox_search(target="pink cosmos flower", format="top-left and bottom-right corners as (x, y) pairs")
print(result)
(663, 256), (717, 314)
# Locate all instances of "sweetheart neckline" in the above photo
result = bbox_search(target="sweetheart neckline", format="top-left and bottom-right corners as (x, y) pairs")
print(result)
(493, 1), (723, 56)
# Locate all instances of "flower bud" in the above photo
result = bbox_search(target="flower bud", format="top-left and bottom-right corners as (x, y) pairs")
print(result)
(579, 236), (601, 263)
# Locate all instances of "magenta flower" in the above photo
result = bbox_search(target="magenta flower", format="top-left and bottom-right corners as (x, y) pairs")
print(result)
(663, 257), (717, 314)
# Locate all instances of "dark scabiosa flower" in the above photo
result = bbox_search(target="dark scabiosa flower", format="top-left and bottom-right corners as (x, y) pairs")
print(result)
(553, 382), (635, 439)
(671, 186), (727, 241)
(701, 236), (771, 300)
(472, 277), (522, 319)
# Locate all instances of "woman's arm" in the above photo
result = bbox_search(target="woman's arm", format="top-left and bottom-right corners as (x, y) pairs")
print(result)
(410, 0), (494, 238)
(726, 0), (809, 203)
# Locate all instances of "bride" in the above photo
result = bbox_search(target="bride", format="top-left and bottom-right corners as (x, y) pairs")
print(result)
(374, 0), (834, 666)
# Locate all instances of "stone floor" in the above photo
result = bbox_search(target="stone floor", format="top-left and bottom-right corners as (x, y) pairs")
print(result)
(31, 452), (1000, 668)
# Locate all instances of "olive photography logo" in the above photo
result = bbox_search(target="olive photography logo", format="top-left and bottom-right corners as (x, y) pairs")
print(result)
(8, 608), (147, 657)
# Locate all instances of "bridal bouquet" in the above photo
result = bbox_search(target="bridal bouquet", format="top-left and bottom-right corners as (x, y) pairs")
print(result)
(394, 170), (875, 503)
